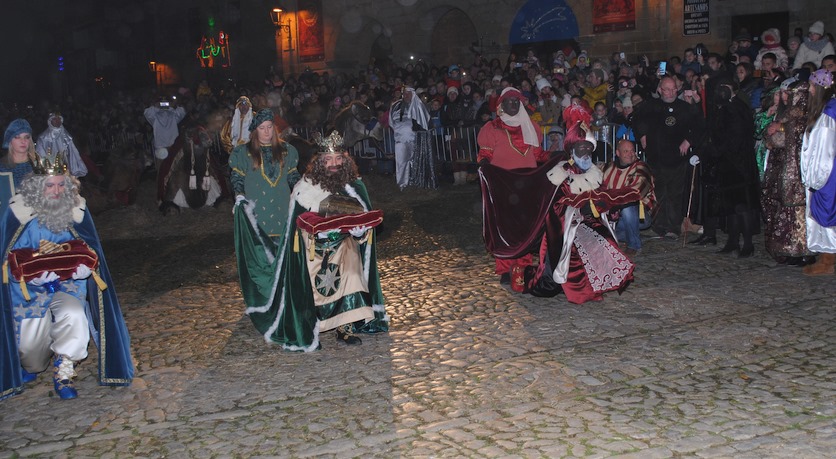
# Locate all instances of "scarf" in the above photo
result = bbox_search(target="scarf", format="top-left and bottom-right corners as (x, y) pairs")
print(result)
(497, 87), (540, 147)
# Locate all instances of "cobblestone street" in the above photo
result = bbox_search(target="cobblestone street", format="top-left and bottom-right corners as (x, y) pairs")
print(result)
(1, 173), (834, 458)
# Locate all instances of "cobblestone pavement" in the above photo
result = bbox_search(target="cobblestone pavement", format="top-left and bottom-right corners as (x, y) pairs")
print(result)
(1, 173), (834, 458)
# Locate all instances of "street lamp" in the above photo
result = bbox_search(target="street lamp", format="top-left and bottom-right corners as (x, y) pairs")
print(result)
(270, 6), (292, 48)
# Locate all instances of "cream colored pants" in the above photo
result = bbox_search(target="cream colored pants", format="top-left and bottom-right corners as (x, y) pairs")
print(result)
(18, 292), (90, 373)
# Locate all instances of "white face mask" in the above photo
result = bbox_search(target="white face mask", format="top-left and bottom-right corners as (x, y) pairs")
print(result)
(572, 152), (593, 171)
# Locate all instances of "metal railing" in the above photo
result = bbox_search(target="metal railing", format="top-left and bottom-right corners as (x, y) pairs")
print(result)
(84, 121), (638, 168)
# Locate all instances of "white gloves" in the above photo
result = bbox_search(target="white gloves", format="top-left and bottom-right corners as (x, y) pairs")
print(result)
(689, 155), (700, 166)
(72, 264), (92, 280)
(30, 271), (59, 286)
(349, 226), (369, 238)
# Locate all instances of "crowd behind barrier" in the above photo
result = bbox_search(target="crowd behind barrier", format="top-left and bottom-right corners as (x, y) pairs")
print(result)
(2, 22), (832, 182)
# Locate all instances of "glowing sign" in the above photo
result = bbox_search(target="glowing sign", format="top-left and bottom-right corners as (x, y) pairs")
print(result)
(197, 31), (231, 68)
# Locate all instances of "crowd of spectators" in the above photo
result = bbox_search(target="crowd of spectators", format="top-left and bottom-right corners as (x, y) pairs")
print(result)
(0, 21), (833, 175)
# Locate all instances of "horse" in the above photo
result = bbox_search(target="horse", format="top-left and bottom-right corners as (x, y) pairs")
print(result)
(157, 125), (229, 215)
(332, 101), (384, 152)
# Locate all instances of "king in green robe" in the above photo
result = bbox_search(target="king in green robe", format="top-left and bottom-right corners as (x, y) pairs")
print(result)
(234, 133), (388, 351)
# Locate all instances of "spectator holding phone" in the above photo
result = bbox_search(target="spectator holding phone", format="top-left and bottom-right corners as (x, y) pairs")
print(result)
(144, 95), (186, 167)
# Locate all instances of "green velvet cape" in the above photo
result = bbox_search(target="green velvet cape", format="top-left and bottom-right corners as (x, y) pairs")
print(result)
(233, 178), (387, 351)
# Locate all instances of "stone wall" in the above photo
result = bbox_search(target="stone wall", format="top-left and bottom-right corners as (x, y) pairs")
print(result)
(294, 0), (836, 74)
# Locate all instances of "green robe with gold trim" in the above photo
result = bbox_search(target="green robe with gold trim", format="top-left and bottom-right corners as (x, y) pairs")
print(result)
(229, 144), (298, 239)
(233, 176), (387, 351)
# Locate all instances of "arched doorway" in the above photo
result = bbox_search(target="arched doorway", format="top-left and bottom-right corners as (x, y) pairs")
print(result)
(430, 8), (477, 67)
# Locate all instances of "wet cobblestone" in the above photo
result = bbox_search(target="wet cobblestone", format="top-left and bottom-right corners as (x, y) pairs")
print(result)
(0, 174), (833, 458)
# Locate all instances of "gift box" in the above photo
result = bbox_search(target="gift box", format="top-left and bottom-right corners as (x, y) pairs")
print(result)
(296, 210), (383, 235)
(5, 239), (107, 300)
(295, 210), (384, 260)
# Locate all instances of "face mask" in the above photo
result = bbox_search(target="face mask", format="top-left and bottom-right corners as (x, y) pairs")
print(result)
(573, 153), (593, 171)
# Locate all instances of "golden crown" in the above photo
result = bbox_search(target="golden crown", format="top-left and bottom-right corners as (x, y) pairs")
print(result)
(315, 131), (345, 154)
(31, 153), (69, 176)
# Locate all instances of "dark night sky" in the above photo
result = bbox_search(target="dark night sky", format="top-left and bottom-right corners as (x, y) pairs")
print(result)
(1, 4), (52, 102)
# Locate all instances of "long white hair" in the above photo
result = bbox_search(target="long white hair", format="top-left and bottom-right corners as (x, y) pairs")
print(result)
(19, 174), (81, 233)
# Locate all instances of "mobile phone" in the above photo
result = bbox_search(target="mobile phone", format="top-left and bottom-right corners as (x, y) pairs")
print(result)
(658, 61), (667, 75)
(696, 48), (702, 55)
(159, 101), (170, 107)
(619, 52), (625, 60)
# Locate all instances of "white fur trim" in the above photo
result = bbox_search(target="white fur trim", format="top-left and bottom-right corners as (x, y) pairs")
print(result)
(292, 178), (330, 212)
(568, 165), (603, 195)
(547, 161), (570, 186)
(241, 199), (275, 264)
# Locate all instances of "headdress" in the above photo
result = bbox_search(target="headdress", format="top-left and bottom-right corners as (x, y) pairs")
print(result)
(3, 118), (32, 149)
(315, 131), (346, 154)
(31, 154), (69, 176)
(248, 108), (274, 132)
(496, 87), (539, 147)
(562, 102), (595, 152)
(235, 96), (251, 108)
(809, 69), (834, 88)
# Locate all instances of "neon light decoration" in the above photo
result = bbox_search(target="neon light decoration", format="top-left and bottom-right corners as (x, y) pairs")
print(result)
(197, 31), (231, 68)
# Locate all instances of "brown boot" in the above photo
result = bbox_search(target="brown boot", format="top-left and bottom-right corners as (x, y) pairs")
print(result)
(803, 253), (835, 276)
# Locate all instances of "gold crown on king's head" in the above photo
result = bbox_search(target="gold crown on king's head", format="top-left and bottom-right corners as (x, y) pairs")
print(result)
(31, 153), (69, 176)
(315, 131), (345, 154)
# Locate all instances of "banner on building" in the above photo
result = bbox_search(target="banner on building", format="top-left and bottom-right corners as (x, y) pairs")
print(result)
(298, 0), (325, 63)
(683, 0), (710, 36)
(592, 0), (636, 33)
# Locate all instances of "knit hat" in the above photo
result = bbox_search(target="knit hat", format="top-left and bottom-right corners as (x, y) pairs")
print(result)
(248, 108), (274, 132)
(448, 64), (460, 75)
(621, 97), (633, 108)
(3, 118), (32, 149)
(535, 75), (551, 92)
(809, 21), (825, 36)
(447, 86), (459, 96)
(492, 74), (502, 83)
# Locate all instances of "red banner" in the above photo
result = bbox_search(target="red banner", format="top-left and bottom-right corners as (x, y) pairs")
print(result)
(592, 0), (636, 33)
(297, 0), (325, 63)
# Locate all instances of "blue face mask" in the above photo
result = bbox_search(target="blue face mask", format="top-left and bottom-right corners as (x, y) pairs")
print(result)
(573, 153), (593, 171)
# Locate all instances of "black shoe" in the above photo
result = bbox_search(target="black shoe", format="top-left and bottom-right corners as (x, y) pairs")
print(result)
(336, 328), (362, 345)
(499, 273), (511, 285)
(738, 246), (754, 258)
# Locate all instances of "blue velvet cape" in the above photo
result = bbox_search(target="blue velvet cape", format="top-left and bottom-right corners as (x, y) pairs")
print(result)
(0, 203), (134, 400)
